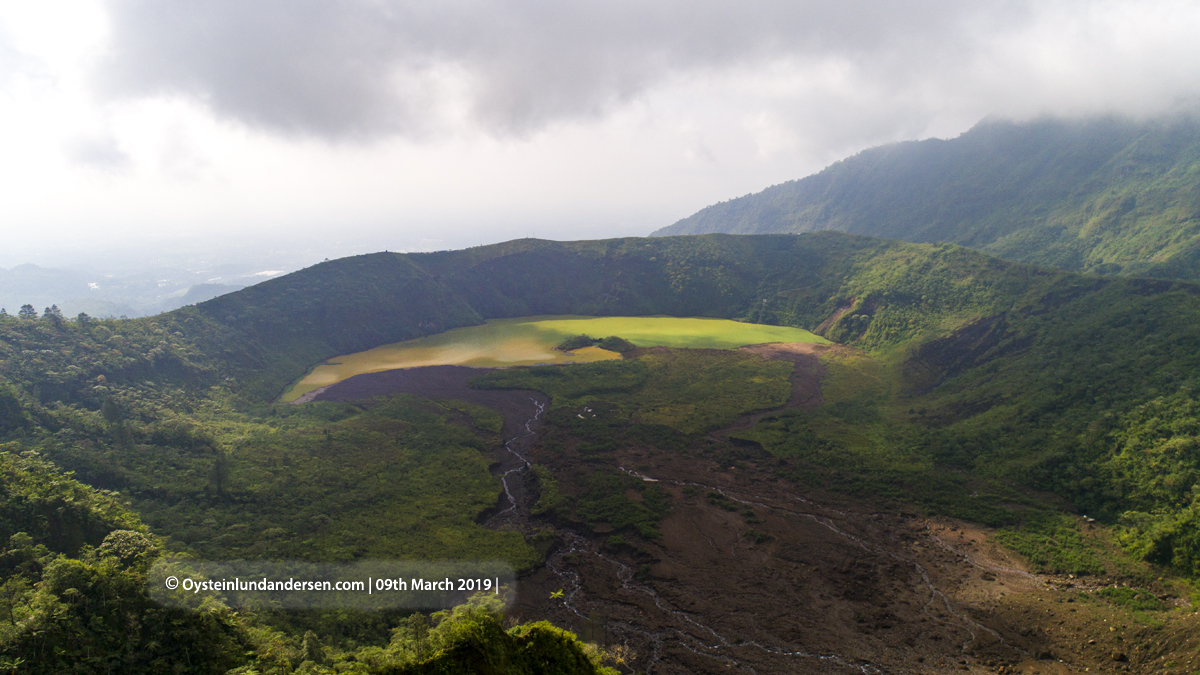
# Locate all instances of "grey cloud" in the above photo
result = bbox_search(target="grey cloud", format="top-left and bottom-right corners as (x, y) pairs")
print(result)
(94, 0), (1198, 141)
(67, 135), (131, 169)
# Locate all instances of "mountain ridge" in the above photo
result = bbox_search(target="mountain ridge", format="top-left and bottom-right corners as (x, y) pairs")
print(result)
(654, 115), (1200, 280)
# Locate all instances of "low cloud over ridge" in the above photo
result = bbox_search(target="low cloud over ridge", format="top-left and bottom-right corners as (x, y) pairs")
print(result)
(95, 0), (1200, 141)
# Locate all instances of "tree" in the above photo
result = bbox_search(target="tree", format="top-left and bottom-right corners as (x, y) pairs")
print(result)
(0, 576), (29, 626)
(209, 451), (231, 497)
(300, 630), (328, 666)
(101, 398), (133, 449)
(397, 612), (430, 662)
(16, 305), (35, 320)
(100, 398), (122, 426)
(42, 305), (63, 326)
(97, 530), (156, 569)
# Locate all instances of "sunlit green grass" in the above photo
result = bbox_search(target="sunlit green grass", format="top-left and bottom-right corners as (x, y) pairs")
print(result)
(282, 315), (827, 401)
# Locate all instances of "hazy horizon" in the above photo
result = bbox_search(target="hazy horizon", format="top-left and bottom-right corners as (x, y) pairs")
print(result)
(4, 0), (1200, 278)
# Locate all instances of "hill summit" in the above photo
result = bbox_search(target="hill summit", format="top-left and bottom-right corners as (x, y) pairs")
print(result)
(654, 115), (1200, 280)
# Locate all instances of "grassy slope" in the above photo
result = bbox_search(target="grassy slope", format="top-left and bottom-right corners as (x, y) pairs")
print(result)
(654, 116), (1200, 280)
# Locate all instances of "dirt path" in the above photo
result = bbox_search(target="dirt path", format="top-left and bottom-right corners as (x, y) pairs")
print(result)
(708, 342), (852, 440)
(814, 299), (855, 336)
(737, 342), (830, 410)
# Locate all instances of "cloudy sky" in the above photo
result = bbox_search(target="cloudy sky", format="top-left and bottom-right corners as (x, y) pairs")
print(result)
(2, 0), (1199, 269)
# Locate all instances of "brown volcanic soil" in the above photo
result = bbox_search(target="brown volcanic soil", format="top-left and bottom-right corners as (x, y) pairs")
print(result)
(309, 365), (547, 439)
(309, 353), (1200, 675)
(737, 341), (832, 411)
(517, 423), (1037, 672)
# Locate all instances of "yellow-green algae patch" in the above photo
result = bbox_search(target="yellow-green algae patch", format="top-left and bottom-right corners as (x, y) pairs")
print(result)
(281, 315), (828, 402)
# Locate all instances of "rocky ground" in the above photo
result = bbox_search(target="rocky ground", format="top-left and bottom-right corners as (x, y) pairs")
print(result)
(314, 352), (1200, 675)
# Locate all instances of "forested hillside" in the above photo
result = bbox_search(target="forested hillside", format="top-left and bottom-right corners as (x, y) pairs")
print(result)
(654, 116), (1200, 280)
(2, 232), (1200, 671)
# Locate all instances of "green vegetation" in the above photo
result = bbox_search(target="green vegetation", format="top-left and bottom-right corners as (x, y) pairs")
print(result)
(596, 336), (637, 353)
(0, 448), (144, 554)
(272, 233), (1200, 576)
(529, 465), (567, 517)
(341, 594), (619, 675)
(557, 334), (599, 351)
(0, 300), (548, 669)
(1091, 586), (1166, 612)
(504, 316), (825, 350)
(992, 515), (1107, 575)
(0, 453), (252, 674)
(0, 459), (612, 674)
(4, 230), (1200, 668)
(573, 471), (671, 539)
(905, 280), (1200, 567)
(1098, 390), (1200, 574)
(556, 334), (638, 354)
(656, 116), (1200, 281)
(285, 315), (825, 401)
(745, 530), (774, 545)
(39, 393), (538, 567)
(477, 349), (792, 436)
(441, 399), (505, 435)
(704, 492), (738, 512)
(476, 349), (787, 539)
(730, 350), (1036, 526)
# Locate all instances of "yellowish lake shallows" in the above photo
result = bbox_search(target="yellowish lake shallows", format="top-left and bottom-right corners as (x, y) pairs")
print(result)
(281, 315), (829, 402)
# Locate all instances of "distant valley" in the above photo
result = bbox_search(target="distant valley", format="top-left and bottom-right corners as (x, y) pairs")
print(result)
(0, 262), (247, 318)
